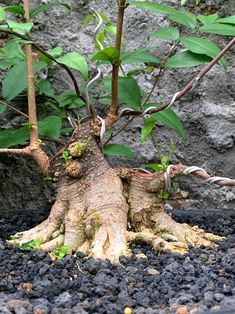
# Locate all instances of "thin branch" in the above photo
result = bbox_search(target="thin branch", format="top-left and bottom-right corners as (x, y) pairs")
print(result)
(0, 28), (86, 104)
(23, 0), (38, 146)
(0, 148), (30, 155)
(106, 0), (127, 127)
(121, 37), (235, 117)
(143, 40), (180, 106)
(0, 100), (28, 118)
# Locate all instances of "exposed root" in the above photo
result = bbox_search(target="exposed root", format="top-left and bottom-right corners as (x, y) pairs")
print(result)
(126, 229), (188, 254)
(126, 170), (225, 255)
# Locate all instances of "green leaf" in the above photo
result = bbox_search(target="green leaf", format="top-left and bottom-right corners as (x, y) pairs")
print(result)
(181, 36), (227, 67)
(120, 49), (160, 64)
(141, 119), (155, 143)
(169, 11), (197, 29)
(2, 61), (47, 101)
(103, 77), (142, 109)
(56, 91), (85, 109)
(217, 15), (235, 25)
(0, 116), (62, 148)
(181, 0), (188, 5)
(37, 80), (55, 97)
(38, 116), (62, 139)
(39, 47), (63, 66)
(146, 163), (164, 172)
(103, 144), (134, 158)
(197, 13), (219, 25)
(56, 52), (88, 80)
(91, 47), (119, 62)
(19, 239), (42, 251)
(6, 19), (33, 35)
(3, 61), (46, 99)
(165, 51), (211, 68)
(200, 23), (235, 36)
(0, 126), (29, 148)
(0, 104), (7, 114)
(141, 108), (185, 142)
(150, 27), (180, 41)
(105, 25), (117, 36)
(130, 1), (196, 28)
(2, 38), (26, 60)
(130, 1), (178, 15)
(30, 3), (70, 18)
(0, 7), (6, 21)
(4, 6), (25, 16)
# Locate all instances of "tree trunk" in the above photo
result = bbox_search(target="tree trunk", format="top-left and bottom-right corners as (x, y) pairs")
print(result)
(10, 122), (224, 263)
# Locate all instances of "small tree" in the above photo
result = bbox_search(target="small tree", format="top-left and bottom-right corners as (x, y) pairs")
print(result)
(0, 0), (235, 262)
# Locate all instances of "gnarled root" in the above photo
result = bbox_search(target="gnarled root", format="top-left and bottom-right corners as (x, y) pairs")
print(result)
(126, 171), (225, 255)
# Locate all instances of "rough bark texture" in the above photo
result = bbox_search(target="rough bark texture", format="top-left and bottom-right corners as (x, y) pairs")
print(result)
(9, 123), (224, 262)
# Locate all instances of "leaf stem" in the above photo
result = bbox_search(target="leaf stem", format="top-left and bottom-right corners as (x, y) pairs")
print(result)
(0, 100), (28, 118)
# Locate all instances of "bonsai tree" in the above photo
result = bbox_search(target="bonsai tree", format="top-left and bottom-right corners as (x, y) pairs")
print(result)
(0, 0), (235, 262)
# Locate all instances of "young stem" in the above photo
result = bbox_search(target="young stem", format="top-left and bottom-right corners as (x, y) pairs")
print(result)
(23, 0), (38, 146)
(106, 0), (127, 128)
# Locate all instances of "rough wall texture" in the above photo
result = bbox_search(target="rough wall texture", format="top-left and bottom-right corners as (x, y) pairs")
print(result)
(0, 0), (235, 211)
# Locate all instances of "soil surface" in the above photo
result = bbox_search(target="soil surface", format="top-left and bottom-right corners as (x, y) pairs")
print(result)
(0, 208), (234, 314)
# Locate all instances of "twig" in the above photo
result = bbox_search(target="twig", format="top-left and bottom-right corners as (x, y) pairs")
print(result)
(23, 0), (38, 146)
(120, 37), (235, 117)
(0, 100), (28, 118)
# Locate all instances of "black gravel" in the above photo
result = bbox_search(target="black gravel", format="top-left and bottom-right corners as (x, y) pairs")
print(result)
(0, 208), (235, 314)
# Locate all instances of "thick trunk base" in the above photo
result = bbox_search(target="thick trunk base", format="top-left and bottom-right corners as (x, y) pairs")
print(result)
(9, 123), (225, 263)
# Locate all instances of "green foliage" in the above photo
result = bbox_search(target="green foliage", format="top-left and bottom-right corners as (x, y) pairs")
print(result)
(62, 150), (72, 162)
(141, 108), (186, 143)
(200, 23), (235, 36)
(103, 144), (134, 158)
(92, 47), (119, 62)
(0, 0), (234, 163)
(120, 49), (160, 64)
(103, 77), (142, 109)
(180, 37), (227, 67)
(165, 51), (211, 68)
(0, 116), (62, 148)
(56, 52), (88, 80)
(150, 27), (180, 41)
(6, 20), (33, 35)
(19, 239), (42, 251)
(30, 3), (70, 18)
(50, 245), (72, 260)
(2, 61), (46, 101)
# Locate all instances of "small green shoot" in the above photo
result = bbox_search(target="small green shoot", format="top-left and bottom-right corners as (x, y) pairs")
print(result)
(91, 211), (102, 230)
(158, 191), (170, 200)
(19, 239), (42, 251)
(62, 150), (72, 162)
(43, 176), (53, 181)
(9, 234), (17, 240)
(50, 245), (72, 260)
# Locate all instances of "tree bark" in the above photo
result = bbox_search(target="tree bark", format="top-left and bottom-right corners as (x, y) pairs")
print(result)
(9, 122), (224, 263)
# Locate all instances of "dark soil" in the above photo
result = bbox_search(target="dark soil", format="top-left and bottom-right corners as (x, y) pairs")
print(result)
(0, 208), (235, 314)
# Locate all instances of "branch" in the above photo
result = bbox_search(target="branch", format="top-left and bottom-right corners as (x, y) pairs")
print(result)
(120, 37), (235, 117)
(0, 29), (86, 104)
(0, 100), (28, 118)
(23, 0), (39, 146)
(106, 0), (127, 128)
